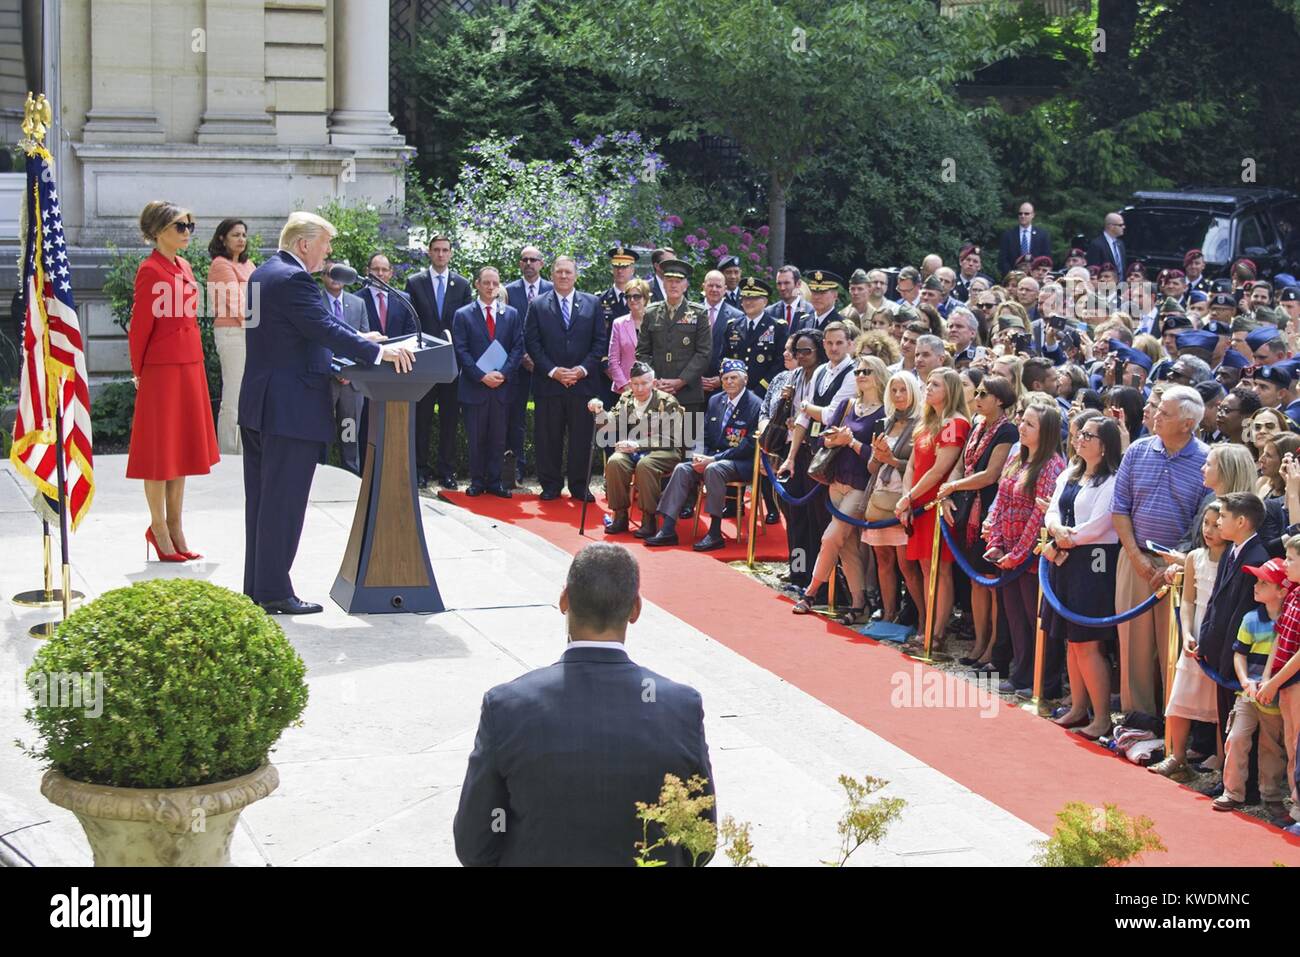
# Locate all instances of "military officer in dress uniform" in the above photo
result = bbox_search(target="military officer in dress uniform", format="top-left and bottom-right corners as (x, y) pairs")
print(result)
(719, 255), (743, 309)
(636, 259), (712, 423)
(598, 245), (637, 412)
(589, 360), (685, 540)
(801, 269), (848, 333)
(721, 276), (786, 399)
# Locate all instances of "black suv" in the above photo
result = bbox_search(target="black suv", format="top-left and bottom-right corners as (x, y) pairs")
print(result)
(1119, 186), (1300, 280)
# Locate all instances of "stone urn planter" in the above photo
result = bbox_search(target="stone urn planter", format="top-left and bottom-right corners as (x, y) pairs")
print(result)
(41, 763), (279, 867)
(22, 579), (308, 867)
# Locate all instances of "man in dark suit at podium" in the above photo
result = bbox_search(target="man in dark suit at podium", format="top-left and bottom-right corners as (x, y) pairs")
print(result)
(454, 543), (715, 866)
(453, 266), (524, 498)
(240, 212), (415, 615)
(359, 252), (419, 339)
(503, 246), (552, 486)
(405, 235), (473, 489)
(524, 255), (605, 502)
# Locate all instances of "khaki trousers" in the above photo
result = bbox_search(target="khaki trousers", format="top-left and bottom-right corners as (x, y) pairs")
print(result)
(1115, 549), (1172, 716)
(1224, 695), (1288, 802)
(604, 450), (681, 516)
(1276, 683), (1300, 818)
(214, 326), (245, 455)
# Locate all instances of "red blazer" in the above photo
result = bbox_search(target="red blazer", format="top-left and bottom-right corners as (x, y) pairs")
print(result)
(129, 250), (204, 375)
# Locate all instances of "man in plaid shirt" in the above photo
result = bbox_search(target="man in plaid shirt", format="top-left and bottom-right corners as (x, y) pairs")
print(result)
(1256, 537), (1300, 823)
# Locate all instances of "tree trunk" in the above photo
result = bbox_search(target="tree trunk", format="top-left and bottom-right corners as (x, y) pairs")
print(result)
(767, 171), (787, 270)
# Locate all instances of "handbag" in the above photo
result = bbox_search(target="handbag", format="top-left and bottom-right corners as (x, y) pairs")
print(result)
(806, 400), (850, 486)
(863, 414), (910, 521)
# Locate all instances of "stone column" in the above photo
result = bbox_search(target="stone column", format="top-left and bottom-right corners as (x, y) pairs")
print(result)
(82, 0), (164, 143)
(328, 0), (402, 146)
(196, 0), (276, 144)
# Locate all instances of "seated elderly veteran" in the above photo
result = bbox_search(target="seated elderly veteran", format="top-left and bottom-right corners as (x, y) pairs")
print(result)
(588, 361), (685, 538)
(644, 359), (763, 552)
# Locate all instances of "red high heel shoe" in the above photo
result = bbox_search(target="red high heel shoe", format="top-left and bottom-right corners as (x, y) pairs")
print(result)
(179, 550), (203, 561)
(145, 528), (189, 562)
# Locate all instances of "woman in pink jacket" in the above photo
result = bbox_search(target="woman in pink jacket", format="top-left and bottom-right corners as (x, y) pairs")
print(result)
(607, 278), (651, 393)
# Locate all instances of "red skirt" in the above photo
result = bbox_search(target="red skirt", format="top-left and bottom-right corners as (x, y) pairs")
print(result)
(126, 361), (220, 480)
(905, 494), (956, 565)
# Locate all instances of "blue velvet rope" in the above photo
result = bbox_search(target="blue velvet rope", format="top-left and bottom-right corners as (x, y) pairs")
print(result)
(1037, 554), (1167, 628)
(821, 488), (930, 530)
(1174, 600), (1245, 691)
(939, 519), (1031, 587)
(761, 455), (829, 507)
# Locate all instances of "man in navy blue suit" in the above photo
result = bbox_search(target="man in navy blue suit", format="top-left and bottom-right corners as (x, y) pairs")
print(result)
(524, 255), (605, 502)
(240, 212), (415, 615)
(359, 251), (419, 339)
(503, 245), (552, 486)
(453, 266), (525, 497)
(454, 543), (714, 866)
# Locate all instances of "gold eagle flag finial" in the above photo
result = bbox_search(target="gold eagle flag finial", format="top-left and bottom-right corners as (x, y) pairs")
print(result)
(21, 92), (53, 148)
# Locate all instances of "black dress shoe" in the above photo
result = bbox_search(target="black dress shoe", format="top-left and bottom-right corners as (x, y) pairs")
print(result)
(765, 511), (781, 525)
(644, 529), (679, 547)
(605, 514), (630, 535)
(678, 505), (695, 519)
(633, 516), (659, 539)
(540, 490), (561, 501)
(261, 596), (323, 615)
(487, 486), (512, 498)
(465, 485), (485, 497)
(693, 533), (726, 552)
(418, 476), (429, 490)
(570, 489), (597, 503)
(440, 476), (459, 491)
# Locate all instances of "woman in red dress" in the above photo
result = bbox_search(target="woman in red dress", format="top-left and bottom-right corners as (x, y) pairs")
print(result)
(127, 201), (220, 561)
(894, 367), (971, 653)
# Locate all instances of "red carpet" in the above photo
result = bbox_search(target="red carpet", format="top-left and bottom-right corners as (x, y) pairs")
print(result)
(440, 489), (1300, 865)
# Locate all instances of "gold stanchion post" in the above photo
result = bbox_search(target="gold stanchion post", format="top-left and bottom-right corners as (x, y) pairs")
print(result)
(1163, 567), (1183, 755)
(1022, 528), (1051, 715)
(908, 502), (946, 663)
(12, 520), (83, 608)
(747, 441), (761, 568)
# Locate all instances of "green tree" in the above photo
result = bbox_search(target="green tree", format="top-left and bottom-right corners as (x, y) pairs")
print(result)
(546, 0), (1031, 268)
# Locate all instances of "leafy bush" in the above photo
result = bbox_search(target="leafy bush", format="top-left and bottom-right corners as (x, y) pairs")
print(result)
(1033, 801), (1166, 867)
(89, 380), (137, 446)
(23, 579), (309, 789)
(823, 774), (906, 867)
(634, 773), (717, 867)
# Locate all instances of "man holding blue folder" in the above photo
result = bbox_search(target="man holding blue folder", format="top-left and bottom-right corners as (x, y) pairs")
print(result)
(452, 267), (524, 497)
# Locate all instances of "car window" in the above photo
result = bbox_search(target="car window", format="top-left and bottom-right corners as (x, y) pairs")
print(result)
(1238, 214), (1268, 253)
(1125, 208), (1232, 263)
(1270, 201), (1300, 250)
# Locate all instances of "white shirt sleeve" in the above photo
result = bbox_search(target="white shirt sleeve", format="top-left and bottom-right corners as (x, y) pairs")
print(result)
(1069, 474), (1119, 545)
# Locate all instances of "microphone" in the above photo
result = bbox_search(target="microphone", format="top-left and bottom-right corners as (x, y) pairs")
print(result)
(327, 263), (359, 285)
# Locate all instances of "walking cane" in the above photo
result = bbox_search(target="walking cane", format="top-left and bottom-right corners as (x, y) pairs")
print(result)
(578, 411), (600, 537)
(747, 438), (761, 568)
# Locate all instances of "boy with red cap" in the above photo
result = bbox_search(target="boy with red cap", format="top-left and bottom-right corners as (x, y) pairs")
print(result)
(1256, 535), (1300, 826)
(1215, 557), (1292, 821)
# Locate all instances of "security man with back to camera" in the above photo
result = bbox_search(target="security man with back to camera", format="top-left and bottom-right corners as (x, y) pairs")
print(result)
(240, 211), (415, 615)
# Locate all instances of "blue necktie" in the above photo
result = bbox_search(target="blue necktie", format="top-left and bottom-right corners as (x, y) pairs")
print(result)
(1020, 229), (1030, 257)
(332, 298), (343, 323)
(561, 296), (571, 329)
(435, 273), (445, 317)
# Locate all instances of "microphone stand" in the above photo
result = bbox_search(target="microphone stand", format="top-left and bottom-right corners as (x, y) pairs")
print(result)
(357, 275), (425, 348)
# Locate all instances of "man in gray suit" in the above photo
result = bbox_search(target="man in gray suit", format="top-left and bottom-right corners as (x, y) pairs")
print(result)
(454, 544), (715, 866)
(321, 262), (370, 474)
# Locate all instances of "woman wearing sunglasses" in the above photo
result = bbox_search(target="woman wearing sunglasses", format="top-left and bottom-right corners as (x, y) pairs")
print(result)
(126, 200), (220, 562)
(607, 277), (651, 393)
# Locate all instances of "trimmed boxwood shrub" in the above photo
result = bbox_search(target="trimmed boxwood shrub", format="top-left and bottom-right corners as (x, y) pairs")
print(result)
(23, 579), (308, 789)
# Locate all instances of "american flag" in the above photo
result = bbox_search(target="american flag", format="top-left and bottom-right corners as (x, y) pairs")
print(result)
(10, 144), (94, 529)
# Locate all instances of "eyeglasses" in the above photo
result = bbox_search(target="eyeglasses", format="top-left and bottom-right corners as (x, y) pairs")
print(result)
(794, 347), (814, 355)
(1018, 211), (1033, 217)
(521, 256), (542, 263)
(973, 388), (988, 398)
(626, 293), (644, 301)
(853, 368), (873, 377)
(1077, 431), (1101, 443)
(172, 221), (196, 234)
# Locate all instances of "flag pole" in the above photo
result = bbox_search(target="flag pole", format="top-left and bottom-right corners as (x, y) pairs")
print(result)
(29, 386), (72, 639)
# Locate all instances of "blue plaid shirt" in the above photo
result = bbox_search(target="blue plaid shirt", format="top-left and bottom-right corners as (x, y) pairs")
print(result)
(1112, 434), (1211, 549)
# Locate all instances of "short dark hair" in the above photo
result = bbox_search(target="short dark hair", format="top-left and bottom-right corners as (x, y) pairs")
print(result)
(428, 234), (452, 248)
(1217, 491), (1265, 530)
(209, 218), (249, 263)
(1021, 357), (1054, 390)
(367, 250), (390, 268)
(777, 265), (802, 283)
(981, 374), (1017, 410)
(1229, 386), (1262, 417)
(565, 544), (640, 633)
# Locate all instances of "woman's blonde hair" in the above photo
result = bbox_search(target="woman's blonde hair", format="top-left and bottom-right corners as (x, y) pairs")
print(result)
(994, 300), (1029, 329)
(1132, 333), (1163, 365)
(915, 367), (969, 439)
(278, 211), (337, 252)
(139, 200), (191, 243)
(1209, 442), (1260, 495)
(854, 355), (890, 404)
(884, 369), (922, 420)
(855, 329), (901, 364)
(623, 277), (651, 303)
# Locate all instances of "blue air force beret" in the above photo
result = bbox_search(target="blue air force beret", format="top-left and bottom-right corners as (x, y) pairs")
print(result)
(1112, 343), (1153, 372)
(1246, 327), (1285, 351)
(1217, 349), (1250, 370)
(1174, 330), (1218, 353)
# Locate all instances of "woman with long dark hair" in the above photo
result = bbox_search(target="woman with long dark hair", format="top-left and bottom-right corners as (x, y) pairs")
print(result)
(773, 330), (827, 590)
(982, 403), (1065, 695)
(1103, 385), (1144, 448)
(1043, 414), (1123, 737)
(207, 217), (253, 454)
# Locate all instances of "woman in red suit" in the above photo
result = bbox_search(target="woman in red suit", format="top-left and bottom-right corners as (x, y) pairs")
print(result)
(127, 200), (220, 561)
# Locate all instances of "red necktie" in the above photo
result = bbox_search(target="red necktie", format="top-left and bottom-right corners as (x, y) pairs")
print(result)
(485, 304), (495, 339)
(786, 303), (792, 325)
(377, 291), (388, 333)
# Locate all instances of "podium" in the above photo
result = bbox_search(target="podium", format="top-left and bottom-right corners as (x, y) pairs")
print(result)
(329, 335), (458, 614)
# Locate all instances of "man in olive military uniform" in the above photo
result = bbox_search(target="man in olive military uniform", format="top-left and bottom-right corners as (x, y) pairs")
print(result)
(636, 258), (713, 423)
(721, 276), (786, 399)
(589, 361), (685, 539)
